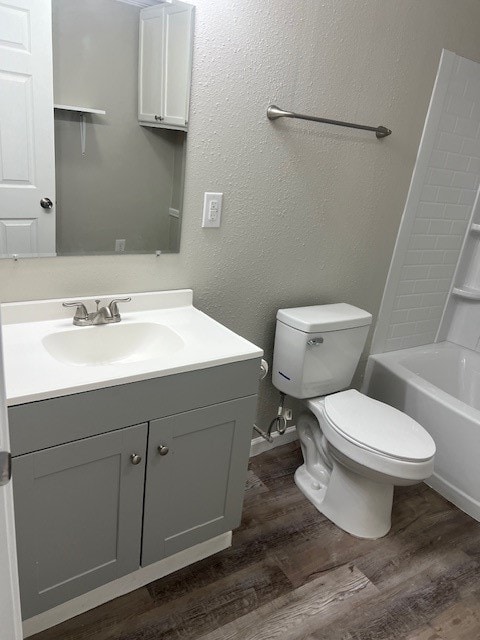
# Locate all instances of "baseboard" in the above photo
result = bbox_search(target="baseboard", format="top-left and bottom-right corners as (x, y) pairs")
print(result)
(250, 425), (297, 457)
(22, 531), (232, 638)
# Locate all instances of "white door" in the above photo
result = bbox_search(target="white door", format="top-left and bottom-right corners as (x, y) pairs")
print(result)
(0, 0), (56, 258)
(0, 308), (23, 640)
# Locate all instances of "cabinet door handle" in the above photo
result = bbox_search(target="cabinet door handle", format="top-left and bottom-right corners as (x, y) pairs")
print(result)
(154, 115), (164, 121)
(130, 454), (142, 465)
(157, 445), (169, 456)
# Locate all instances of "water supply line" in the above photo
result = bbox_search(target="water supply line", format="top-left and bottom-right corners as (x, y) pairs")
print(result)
(253, 391), (288, 443)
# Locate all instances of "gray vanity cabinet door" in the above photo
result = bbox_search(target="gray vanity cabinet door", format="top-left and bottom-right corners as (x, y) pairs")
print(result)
(12, 423), (147, 620)
(142, 396), (257, 566)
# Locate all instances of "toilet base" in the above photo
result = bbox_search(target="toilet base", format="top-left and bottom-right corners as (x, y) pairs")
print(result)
(294, 461), (394, 539)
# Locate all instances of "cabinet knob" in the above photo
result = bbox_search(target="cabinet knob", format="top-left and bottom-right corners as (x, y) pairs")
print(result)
(130, 454), (142, 465)
(154, 114), (164, 121)
(157, 445), (169, 456)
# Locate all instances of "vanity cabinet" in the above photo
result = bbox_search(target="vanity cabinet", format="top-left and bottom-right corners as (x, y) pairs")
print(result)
(8, 359), (259, 620)
(138, 2), (194, 130)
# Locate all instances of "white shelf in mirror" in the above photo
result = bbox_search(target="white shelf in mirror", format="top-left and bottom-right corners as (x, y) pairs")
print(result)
(53, 105), (106, 155)
(54, 104), (106, 115)
(452, 285), (480, 301)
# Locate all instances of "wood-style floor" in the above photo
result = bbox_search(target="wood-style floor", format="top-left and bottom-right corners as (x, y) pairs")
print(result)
(32, 441), (480, 640)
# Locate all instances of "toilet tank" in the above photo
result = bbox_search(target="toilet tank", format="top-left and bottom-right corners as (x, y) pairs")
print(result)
(272, 303), (372, 399)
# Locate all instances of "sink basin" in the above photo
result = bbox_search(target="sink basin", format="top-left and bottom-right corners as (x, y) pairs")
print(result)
(42, 322), (185, 366)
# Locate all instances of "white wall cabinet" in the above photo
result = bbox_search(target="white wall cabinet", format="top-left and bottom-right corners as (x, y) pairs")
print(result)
(138, 2), (194, 130)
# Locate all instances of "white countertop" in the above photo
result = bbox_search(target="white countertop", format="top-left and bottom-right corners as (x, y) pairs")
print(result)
(2, 290), (263, 406)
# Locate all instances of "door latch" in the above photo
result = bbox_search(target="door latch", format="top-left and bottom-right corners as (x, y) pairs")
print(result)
(0, 451), (12, 486)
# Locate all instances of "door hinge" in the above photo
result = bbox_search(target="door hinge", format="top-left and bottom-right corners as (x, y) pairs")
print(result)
(0, 451), (12, 486)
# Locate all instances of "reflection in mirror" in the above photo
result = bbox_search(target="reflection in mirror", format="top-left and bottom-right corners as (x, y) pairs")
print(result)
(52, 0), (194, 255)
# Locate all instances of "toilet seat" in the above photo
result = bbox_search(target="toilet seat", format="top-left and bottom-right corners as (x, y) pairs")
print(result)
(307, 390), (435, 482)
(323, 390), (435, 462)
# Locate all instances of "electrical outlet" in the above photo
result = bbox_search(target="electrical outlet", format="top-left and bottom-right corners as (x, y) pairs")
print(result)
(284, 409), (293, 421)
(202, 192), (223, 228)
(115, 239), (126, 252)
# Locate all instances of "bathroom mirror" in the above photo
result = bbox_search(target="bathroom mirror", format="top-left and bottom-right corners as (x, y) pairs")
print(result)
(0, 0), (194, 259)
(52, 0), (194, 256)
(52, 0), (193, 255)
(21, 0), (193, 255)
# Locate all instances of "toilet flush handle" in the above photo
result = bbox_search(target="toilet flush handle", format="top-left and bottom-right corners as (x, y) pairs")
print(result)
(307, 337), (324, 346)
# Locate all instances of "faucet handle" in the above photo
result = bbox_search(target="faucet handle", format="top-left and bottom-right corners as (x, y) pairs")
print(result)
(62, 301), (89, 321)
(108, 297), (132, 319)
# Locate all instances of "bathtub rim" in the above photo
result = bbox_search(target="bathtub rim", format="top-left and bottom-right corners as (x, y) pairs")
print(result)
(363, 341), (480, 422)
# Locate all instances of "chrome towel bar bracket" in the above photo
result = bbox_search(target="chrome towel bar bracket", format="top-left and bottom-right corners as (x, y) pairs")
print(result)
(267, 105), (392, 139)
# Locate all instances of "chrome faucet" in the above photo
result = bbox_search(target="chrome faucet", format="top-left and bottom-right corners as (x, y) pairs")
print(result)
(63, 298), (132, 326)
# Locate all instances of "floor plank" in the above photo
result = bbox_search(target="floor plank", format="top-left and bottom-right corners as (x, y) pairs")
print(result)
(428, 596), (480, 639)
(31, 587), (155, 640)
(404, 628), (443, 640)
(138, 559), (293, 640)
(195, 564), (378, 640)
(310, 550), (479, 640)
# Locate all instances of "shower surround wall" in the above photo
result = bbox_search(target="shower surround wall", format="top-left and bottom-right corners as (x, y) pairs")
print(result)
(372, 51), (480, 354)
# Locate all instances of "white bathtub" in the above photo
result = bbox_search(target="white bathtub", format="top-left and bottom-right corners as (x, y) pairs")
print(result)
(363, 341), (480, 521)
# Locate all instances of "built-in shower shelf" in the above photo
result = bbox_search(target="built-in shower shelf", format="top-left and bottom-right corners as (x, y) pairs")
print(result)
(470, 223), (480, 234)
(452, 286), (480, 300)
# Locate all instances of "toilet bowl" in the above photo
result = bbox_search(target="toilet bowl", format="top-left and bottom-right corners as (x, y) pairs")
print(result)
(294, 390), (435, 538)
(272, 303), (436, 539)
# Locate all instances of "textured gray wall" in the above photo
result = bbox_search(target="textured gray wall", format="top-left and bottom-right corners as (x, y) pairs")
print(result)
(2, 0), (480, 430)
(53, 0), (183, 254)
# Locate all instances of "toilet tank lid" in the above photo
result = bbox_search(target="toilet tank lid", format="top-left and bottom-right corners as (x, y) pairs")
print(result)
(277, 303), (372, 333)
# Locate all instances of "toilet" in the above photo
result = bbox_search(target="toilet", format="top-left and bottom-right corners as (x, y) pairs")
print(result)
(272, 303), (435, 539)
